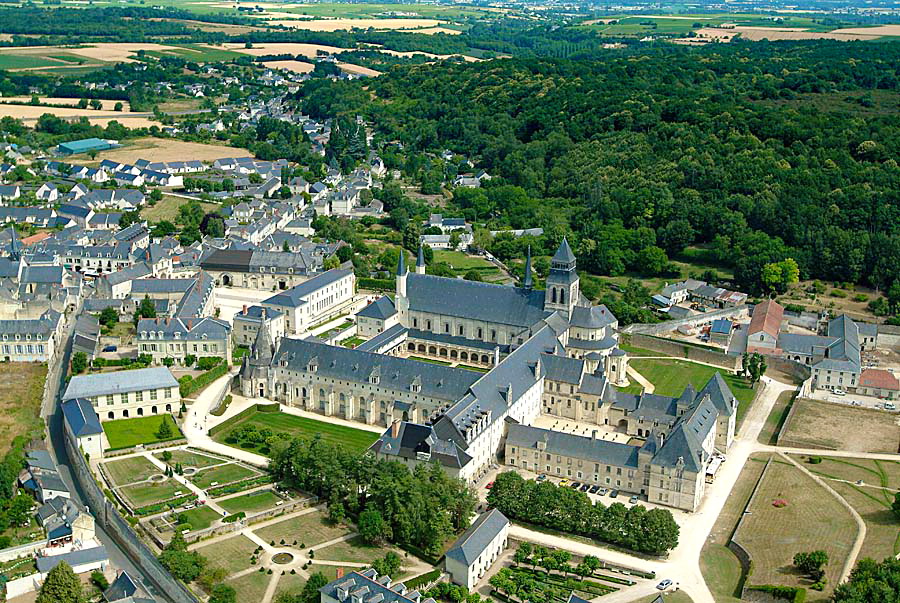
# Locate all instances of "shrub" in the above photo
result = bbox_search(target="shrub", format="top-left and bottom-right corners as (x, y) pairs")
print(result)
(91, 570), (109, 590)
(808, 456), (823, 464)
(853, 293), (868, 302)
(830, 289), (847, 298)
(784, 303), (805, 313)
(222, 512), (245, 523)
(197, 356), (223, 371)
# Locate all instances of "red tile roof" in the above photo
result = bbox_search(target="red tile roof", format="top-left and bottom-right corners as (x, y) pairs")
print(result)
(859, 369), (900, 391)
(20, 232), (50, 246)
(748, 299), (783, 338)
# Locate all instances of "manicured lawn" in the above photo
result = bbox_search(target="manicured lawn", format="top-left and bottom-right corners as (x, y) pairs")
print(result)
(734, 457), (856, 599)
(316, 535), (392, 564)
(618, 343), (669, 358)
(119, 479), (185, 508)
(456, 364), (489, 372)
(103, 414), (183, 450)
(228, 568), (272, 600)
(177, 506), (221, 531)
(154, 449), (224, 469)
(196, 534), (258, 575)
(757, 390), (796, 445)
(275, 571), (307, 598)
(778, 398), (899, 453)
(0, 362), (46, 457)
(215, 411), (378, 456)
(408, 356), (451, 366)
(799, 455), (900, 560)
(103, 456), (162, 486)
(189, 463), (258, 489)
(700, 454), (769, 603)
(627, 359), (756, 424)
(217, 489), (282, 515)
(432, 250), (501, 279)
(255, 510), (350, 548)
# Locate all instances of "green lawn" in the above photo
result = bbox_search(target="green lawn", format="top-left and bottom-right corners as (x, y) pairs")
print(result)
(103, 456), (162, 486)
(103, 414), (182, 450)
(189, 463), (258, 489)
(316, 535), (392, 564)
(154, 449), (224, 469)
(197, 534), (258, 575)
(215, 411), (379, 456)
(432, 250), (502, 279)
(626, 359), (756, 424)
(119, 479), (185, 508)
(217, 489), (282, 515)
(255, 510), (351, 548)
(408, 355), (452, 366)
(275, 572), (307, 598)
(758, 390), (796, 445)
(177, 505), (221, 531)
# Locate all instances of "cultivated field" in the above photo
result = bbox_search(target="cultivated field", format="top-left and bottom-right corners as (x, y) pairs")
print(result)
(336, 62), (381, 77)
(263, 60), (314, 74)
(87, 136), (252, 165)
(0, 104), (156, 127)
(103, 414), (183, 450)
(779, 398), (900, 453)
(254, 510), (349, 547)
(689, 26), (890, 42)
(0, 97), (131, 111)
(734, 457), (856, 599)
(216, 42), (479, 63)
(262, 18), (445, 31)
(0, 362), (46, 457)
(214, 410), (380, 455)
(103, 455), (162, 486)
(799, 454), (900, 560)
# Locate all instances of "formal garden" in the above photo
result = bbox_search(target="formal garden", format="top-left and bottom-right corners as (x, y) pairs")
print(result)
(102, 414), (183, 450)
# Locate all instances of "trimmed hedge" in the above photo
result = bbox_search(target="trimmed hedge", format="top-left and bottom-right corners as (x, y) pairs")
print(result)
(747, 585), (806, 603)
(404, 569), (441, 590)
(209, 403), (279, 436)
(358, 277), (393, 291)
(133, 494), (198, 516)
(207, 475), (273, 498)
(222, 511), (246, 523)
(211, 394), (233, 417)
(179, 363), (229, 397)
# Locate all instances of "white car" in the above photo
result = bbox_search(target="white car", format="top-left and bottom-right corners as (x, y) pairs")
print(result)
(834, 389), (846, 396)
(657, 580), (673, 590)
(850, 400), (862, 407)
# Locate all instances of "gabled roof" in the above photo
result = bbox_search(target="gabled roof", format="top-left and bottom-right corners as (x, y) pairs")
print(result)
(263, 269), (352, 308)
(445, 509), (509, 566)
(748, 299), (783, 338)
(62, 398), (103, 437)
(552, 237), (576, 264)
(357, 296), (396, 321)
(63, 367), (178, 400)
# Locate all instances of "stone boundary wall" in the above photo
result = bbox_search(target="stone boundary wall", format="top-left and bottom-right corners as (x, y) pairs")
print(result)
(624, 333), (741, 371)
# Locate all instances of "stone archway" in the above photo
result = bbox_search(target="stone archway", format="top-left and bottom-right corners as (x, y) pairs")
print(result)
(222, 274), (232, 286)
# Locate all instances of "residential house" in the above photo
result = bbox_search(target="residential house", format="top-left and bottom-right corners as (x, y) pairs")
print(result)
(445, 509), (509, 589)
(62, 366), (181, 421)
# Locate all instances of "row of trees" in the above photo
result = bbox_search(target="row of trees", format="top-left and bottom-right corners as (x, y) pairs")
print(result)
(486, 472), (679, 556)
(269, 434), (477, 556)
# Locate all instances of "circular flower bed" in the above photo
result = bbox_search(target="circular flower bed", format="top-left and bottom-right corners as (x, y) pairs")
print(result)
(272, 553), (294, 565)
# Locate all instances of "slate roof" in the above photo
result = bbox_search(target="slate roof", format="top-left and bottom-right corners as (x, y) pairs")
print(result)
(405, 273), (549, 328)
(63, 367), (178, 400)
(137, 316), (230, 340)
(358, 296), (396, 320)
(371, 422), (472, 469)
(507, 423), (641, 468)
(274, 337), (480, 401)
(541, 353), (584, 385)
(263, 269), (352, 308)
(131, 279), (194, 295)
(356, 324), (407, 353)
(62, 398), (103, 437)
(445, 509), (509, 566)
(36, 545), (107, 573)
(105, 571), (156, 603)
(552, 237), (576, 264)
(695, 372), (737, 417)
(320, 569), (435, 603)
(569, 304), (616, 329)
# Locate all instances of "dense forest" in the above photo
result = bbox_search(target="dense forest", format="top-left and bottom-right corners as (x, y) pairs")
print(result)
(297, 41), (900, 296)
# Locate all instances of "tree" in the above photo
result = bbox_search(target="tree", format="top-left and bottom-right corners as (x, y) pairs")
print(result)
(463, 269), (483, 282)
(114, 102), (124, 112)
(90, 570), (108, 590)
(71, 351), (87, 375)
(137, 295), (156, 320)
(794, 550), (828, 580)
(156, 417), (172, 440)
(162, 450), (173, 463)
(327, 493), (345, 524)
(761, 258), (800, 294)
(89, 99), (102, 110)
(300, 572), (329, 603)
(358, 508), (391, 545)
(636, 246), (669, 275)
(77, 98), (89, 109)
(37, 561), (84, 603)
(159, 530), (205, 582)
(834, 557), (900, 601)
(324, 255), (340, 270)
(449, 231), (462, 250)
(209, 584), (236, 603)
(99, 306), (118, 328)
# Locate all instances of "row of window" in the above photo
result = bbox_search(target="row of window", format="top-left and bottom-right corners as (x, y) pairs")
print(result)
(95, 388), (173, 406)
(1, 343), (46, 354)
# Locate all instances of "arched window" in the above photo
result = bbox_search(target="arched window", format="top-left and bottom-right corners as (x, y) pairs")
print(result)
(559, 288), (566, 304)
(551, 288), (557, 303)
(108, 411), (114, 420)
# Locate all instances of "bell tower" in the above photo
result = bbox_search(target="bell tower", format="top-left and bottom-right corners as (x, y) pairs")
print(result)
(544, 237), (579, 317)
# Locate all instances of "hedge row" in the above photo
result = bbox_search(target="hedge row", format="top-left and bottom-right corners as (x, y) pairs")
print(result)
(133, 494), (198, 516)
(179, 363), (229, 397)
(747, 585), (806, 603)
(358, 277), (394, 291)
(222, 512), (246, 523)
(208, 403), (279, 436)
(403, 569), (441, 590)
(207, 475), (273, 498)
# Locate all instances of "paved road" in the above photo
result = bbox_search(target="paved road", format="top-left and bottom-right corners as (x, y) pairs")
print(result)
(42, 311), (173, 602)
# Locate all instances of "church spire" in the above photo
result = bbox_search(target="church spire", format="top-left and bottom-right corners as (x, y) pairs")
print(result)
(523, 246), (533, 289)
(416, 245), (426, 274)
(396, 249), (406, 276)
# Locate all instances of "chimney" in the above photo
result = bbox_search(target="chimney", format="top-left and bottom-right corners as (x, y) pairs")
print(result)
(336, 568), (345, 580)
(242, 304), (248, 315)
(592, 430), (598, 440)
(187, 319), (193, 330)
(391, 419), (401, 438)
(165, 317), (170, 325)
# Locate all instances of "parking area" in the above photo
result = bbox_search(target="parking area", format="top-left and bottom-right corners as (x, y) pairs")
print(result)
(806, 387), (897, 411)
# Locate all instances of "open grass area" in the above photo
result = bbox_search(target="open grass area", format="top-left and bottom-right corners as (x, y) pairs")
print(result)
(103, 414), (183, 450)
(189, 463), (258, 489)
(734, 457), (857, 600)
(142, 195), (219, 223)
(316, 535), (392, 564)
(758, 390), (797, 445)
(779, 398), (899, 453)
(618, 343), (670, 358)
(228, 571), (272, 602)
(197, 534), (258, 575)
(255, 510), (350, 548)
(119, 479), (185, 508)
(700, 454), (769, 603)
(275, 571), (307, 598)
(154, 449), (224, 469)
(408, 355), (452, 366)
(432, 250), (502, 280)
(217, 489), (282, 515)
(177, 505), (221, 531)
(103, 455), (162, 486)
(626, 359), (756, 423)
(0, 362), (46, 457)
(215, 411), (379, 456)
(798, 454), (900, 560)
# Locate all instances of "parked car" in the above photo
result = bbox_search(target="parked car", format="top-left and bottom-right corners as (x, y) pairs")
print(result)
(885, 402), (896, 411)
(610, 490), (619, 498)
(485, 482), (494, 490)
(102, 345), (117, 352)
(580, 484), (590, 492)
(570, 481), (581, 489)
(598, 488), (608, 496)
(656, 580), (673, 591)
(559, 479), (570, 487)
(850, 400), (862, 407)
(834, 389), (846, 396)
(629, 495), (639, 504)
(589, 485), (600, 494)
(537, 474), (547, 481)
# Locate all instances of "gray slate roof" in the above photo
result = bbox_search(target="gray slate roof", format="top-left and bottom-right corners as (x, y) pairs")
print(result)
(507, 423), (641, 468)
(62, 398), (103, 436)
(36, 545), (107, 573)
(263, 269), (352, 308)
(357, 296), (396, 320)
(63, 367), (178, 400)
(445, 509), (509, 566)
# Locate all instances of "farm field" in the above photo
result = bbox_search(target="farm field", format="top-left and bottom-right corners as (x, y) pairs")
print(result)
(0, 104), (155, 127)
(798, 454), (900, 560)
(432, 250), (503, 281)
(215, 42), (479, 62)
(195, 533), (259, 575)
(119, 479), (185, 508)
(336, 62), (381, 77)
(154, 449), (224, 469)
(734, 457), (856, 600)
(700, 454), (769, 603)
(103, 455), (162, 486)
(778, 398), (900, 453)
(0, 97), (130, 111)
(88, 136), (252, 165)
(263, 60), (314, 74)
(177, 505), (221, 531)
(102, 414), (183, 450)
(624, 358), (756, 423)
(188, 462), (258, 489)
(0, 362), (46, 457)
(254, 510), (350, 547)
(217, 489), (282, 515)
(214, 410), (379, 455)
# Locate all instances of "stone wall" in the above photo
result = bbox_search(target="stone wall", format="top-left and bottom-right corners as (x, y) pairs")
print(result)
(624, 333), (741, 371)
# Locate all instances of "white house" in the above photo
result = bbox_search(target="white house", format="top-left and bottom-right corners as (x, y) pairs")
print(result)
(445, 509), (509, 590)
